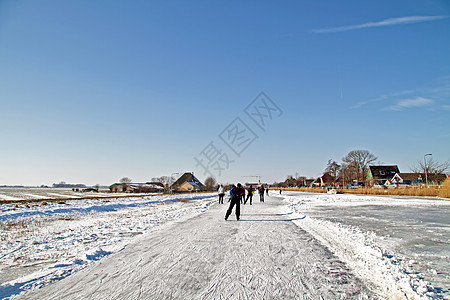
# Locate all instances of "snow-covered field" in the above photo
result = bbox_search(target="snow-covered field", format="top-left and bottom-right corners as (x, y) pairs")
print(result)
(0, 193), (216, 299)
(283, 191), (449, 299)
(0, 187), (135, 202)
(1, 190), (448, 299)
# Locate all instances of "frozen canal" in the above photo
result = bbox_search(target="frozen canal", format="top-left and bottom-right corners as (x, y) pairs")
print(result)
(283, 191), (450, 299)
(1, 190), (448, 299)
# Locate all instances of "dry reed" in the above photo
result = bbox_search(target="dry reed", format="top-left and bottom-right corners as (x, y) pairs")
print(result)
(274, 185), (448, 198)
(438, 178), (450, 199)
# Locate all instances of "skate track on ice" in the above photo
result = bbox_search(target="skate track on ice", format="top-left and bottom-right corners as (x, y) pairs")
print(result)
(25, 195), (375, 299)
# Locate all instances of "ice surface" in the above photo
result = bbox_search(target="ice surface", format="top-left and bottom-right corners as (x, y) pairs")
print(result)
(284, 191), (449, 299)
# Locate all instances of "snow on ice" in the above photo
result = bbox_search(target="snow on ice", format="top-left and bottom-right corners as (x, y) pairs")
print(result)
(0, 193), (216, 299)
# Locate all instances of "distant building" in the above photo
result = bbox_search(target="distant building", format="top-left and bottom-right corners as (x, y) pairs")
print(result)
(311, 172), (335, 187)
(109, 182), (164, 193)
(391, 173), (447, 186)
(53, 182), (87, 188)
(171, 172), (204, 192)
(366, 165), (400, 186)
(304, 178), (315, 187)
(244, 183), (258, 188)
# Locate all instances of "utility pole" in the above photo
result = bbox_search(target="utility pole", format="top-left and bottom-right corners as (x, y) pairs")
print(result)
(424, 153), (432, 188)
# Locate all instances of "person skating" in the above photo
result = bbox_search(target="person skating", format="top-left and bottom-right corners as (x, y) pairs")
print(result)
(258, 185), (265, 202)
(244, 185), (253, 205)
(225, 183), (245, 221)
(266, 185), (269, 196)
(218, 184), (225, 204)
(227, 184), (235, 202)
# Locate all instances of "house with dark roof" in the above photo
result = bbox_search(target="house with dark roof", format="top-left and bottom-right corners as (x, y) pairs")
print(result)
(171, 172), (204, 192)
(391, 173), (423, 185)
(311, 172), (336, 187)
(366, 165), (400, 185)
(391, 173), (447, 186)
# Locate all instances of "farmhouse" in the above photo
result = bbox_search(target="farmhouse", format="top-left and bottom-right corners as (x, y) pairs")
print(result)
(171, 172), (204, 192)
(391, 173), (447, 186)
(311, 172), (335, 187)
(109, 182), (164, 193)
(366, 165), (400, 185)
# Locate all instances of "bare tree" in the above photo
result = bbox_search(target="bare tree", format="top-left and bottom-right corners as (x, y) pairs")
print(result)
(151, 176), (177, 191)
(119, 177), (132, 184)
(342, 150), (377, 183)
(204, 176), (217, 191)
(284, 175), (296, 187)
(411, 158), (450, 175)
(118, 177), (132, 192)
(338, 164), (355, 187)
(325, 159), (341, 185)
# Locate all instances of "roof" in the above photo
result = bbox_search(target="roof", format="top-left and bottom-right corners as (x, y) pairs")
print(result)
(368, 165), (400, 179)
(321, 172), (335, 182)
(395, 173), (447, 182)
(394, 173), (423, 181)
(311, 173), (336, 186)
(172, 172), (204, 188)
(129, 183), (164, 190)
(145, 182), (165, 187)
(183, 181), (199, 188)
(110, 183), (164, 190)
(428, 173), (448, 182)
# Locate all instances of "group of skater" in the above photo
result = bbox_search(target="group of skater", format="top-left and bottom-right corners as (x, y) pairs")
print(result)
(217, 184), (269, 221)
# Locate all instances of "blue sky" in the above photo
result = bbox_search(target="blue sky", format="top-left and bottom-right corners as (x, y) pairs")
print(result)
(1, 0), (449, 186)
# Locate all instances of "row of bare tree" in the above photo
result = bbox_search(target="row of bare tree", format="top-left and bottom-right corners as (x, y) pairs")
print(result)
(327, 150), (449, 186)
(277, 150), (449, 187)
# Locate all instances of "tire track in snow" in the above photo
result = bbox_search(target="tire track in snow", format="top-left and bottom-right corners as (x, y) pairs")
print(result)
(24, 195), (377, 299)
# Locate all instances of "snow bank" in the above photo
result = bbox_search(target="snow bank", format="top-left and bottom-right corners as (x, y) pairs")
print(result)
(0, 195), (21, 201)
(0, 193), (216, 299)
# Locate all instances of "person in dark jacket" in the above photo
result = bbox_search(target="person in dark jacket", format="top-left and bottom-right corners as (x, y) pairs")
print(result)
(225, 183), (245, 220)
(244, 185), (253, 205)
(258, 185), (265, 202)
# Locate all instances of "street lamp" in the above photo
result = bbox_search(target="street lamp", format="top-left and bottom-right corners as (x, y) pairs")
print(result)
(424, 153), (432, 188)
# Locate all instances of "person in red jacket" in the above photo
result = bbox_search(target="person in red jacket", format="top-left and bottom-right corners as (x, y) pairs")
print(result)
(258, 185), (265, 202)
(225, 183), (245, 221)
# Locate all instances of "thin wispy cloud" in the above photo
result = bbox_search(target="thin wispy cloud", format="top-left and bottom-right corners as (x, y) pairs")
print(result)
(312, 15), (448, 33)
(388, 97), (433, 111)
(352, 90), (416, 109)
(354, 76), (450, 111)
